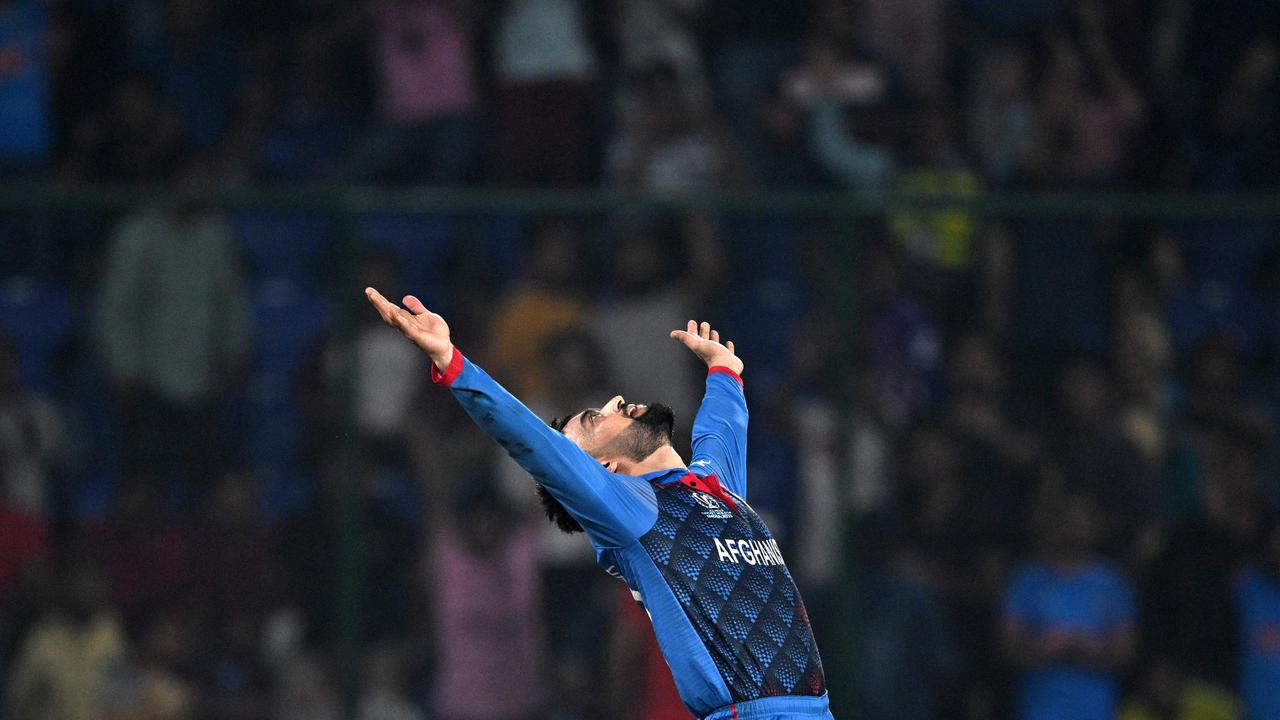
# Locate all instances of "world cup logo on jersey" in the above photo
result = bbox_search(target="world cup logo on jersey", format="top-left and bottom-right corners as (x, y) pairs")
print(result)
(692, 491), (734, 519)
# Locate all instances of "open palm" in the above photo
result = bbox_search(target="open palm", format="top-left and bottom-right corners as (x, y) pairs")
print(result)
(671, 320), (743, 375)
(365, 287), (453, 367)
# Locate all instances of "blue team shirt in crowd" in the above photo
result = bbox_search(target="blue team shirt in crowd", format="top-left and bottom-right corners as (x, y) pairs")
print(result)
(1237, 566), (1280, 720)
(435, 350), (830, 720)
(0, 0), (51, 163)
(1002, 561), (1136, 720)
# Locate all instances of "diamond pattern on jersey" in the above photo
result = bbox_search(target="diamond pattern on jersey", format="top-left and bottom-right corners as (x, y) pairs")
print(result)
(639, 483), (826, 703)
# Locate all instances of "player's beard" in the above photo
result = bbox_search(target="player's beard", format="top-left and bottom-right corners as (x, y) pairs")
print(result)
(616, 402), (675, 462)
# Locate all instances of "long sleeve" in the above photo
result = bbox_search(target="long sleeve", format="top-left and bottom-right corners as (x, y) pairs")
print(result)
(689, 367), (748, 498)
(435, 348), (656, 548)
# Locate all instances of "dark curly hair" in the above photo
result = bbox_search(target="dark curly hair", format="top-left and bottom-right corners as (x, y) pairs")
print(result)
(537, 413), (587, 534)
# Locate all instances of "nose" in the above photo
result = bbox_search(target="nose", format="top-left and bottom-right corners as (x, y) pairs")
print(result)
(600, 395), (625, 417)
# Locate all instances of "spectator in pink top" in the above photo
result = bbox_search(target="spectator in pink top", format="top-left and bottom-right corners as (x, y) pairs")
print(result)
(409, 410), (548, 720)
(339, 0), (479, 184)
(426, 481), (547, 720)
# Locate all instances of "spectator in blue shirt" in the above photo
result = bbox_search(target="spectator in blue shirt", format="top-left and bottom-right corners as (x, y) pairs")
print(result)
(0, 0), (52, 172)
(131, 0), (248, 151)
(1237, 516), (1280, 720)
(1002, 492), (1138, 720)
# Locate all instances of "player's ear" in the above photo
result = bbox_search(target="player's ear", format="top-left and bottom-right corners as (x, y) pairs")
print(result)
(601, 460), (619, 473)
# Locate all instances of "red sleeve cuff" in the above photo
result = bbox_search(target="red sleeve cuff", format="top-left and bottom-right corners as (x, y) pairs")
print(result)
(431, 346), (465, 387)
(708, 366), (742, 386)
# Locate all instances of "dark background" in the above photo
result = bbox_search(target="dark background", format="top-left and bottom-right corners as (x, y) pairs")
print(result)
(1, 1), (1279, 719)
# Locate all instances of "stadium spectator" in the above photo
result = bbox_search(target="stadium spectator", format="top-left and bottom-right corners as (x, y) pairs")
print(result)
(1182, 334), (1276, 448)
(484, 221), (587, 400)
(702, 0), (812, 180)
(1112, 259), (1176, 474)
(418, 477), (547, 720)
(1002, 492), (1137, 720)
(860, 0), (950, 103)
(99, 608), (200, 720)
(58, 73), (184, 182)
(2, 3), (1280, 719)
(862, 242), (942, 430)
(277, 457), (421, 644)
(130, 0), (251, 152)
(886, 105), (984, 309)
(968, 42), (1035, 188)
(5, 559), (126, 720)
(0, 0), (56, 175)
(97, 159), (251, 493)
(1236, 516), (1280, 720)
(250, 47), (355, 182)
(490, 0), (599, 186)
(607, 61), (748, 193)
(944, 333), (1040, 497)
(794, 40), (897, 190)
(1024, 9), (1146, 189)
(899, 421), (1010, 720)
(190, 470), (279, 624)
(338, 0), (479, 184)
(0, 334), (62, 519)
(850, 512), (959, 720)
(86, 479), (195, 626)
(1145, 431), (1263, 688)
(1047, 357), (1151, 557)
(610, 0), (708, 104)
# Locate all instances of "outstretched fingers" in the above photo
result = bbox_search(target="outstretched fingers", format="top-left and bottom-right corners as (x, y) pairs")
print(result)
(403, 295), (429, 316)
(366, 287), (409, 330)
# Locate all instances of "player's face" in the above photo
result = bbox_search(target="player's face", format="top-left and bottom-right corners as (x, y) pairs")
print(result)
(562, 395), (651, 453)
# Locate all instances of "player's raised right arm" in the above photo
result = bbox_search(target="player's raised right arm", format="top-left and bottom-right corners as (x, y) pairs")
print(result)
(365, 288), (653, 546)
(672, 320), (749, 497)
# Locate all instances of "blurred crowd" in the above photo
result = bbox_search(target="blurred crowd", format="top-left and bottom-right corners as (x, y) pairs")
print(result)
(0, 0), (1278, 192)
(3, 1), (1280, 720)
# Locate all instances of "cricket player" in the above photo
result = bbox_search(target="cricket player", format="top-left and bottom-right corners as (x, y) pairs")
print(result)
(365, 288), (832, 720)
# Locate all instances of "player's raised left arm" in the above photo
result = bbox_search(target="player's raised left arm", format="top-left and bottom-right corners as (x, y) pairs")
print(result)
(366, 288), (655, 547)
(671, 320), (748, 497)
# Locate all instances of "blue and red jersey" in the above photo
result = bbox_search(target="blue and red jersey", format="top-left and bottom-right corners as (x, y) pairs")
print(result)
(433, 348), (830, 720)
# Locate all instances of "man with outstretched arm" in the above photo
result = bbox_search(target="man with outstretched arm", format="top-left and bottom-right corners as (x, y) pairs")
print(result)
(365, 288), (832, 720)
